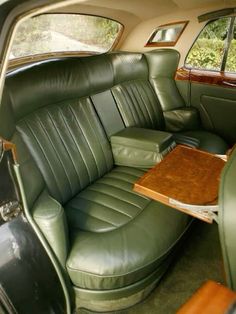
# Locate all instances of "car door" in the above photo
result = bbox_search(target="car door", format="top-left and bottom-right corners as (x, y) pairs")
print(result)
(0, 137), (67, 314)
(176, 16), (236, 145)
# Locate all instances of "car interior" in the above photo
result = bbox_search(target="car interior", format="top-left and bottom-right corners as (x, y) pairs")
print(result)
(0, 0), (236, 313)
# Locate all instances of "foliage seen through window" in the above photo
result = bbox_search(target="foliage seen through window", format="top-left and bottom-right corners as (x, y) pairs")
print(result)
(10, 14), (122, 59)
(185, 18), (230, 71)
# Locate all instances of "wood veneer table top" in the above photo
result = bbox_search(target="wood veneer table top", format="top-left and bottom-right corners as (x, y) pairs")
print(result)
(134, 145), (226, 223)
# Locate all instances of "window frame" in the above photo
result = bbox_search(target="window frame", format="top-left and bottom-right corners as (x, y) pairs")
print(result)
(145, 20), (189, 47)
(184, 16), (236, 73)
(8, 12), (124, 65)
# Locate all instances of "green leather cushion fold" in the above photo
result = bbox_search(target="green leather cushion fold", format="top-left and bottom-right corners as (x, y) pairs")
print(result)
(111, 127), (175, 168)
(164, 107), (200, 132)
(180, 130), (228, 154)
(65, 166), (149, 233)
(32, 190), (69, 268)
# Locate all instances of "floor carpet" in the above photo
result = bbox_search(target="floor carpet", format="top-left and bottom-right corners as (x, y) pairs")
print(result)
(78, 220), (225, 314)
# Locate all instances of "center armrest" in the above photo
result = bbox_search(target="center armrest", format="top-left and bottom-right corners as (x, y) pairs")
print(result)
(110, 127), (176, 168)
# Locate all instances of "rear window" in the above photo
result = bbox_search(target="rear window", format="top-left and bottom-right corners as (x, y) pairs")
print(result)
(10, 14), (122, 59)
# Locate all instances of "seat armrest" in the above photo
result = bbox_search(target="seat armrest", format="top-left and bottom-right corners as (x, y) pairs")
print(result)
(111, 127), (176, 168)
(32, 190), (69, 268)
(164, 107), (200, 132)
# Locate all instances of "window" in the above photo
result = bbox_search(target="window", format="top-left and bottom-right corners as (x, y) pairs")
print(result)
(186, 17), (236, 73)
(10, 14), (122, 60)
(225, 19), (236, 72)
(145, 21), (188, 47)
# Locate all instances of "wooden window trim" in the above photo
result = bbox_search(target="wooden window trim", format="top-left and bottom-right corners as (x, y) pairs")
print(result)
(175, 67), (236, 88)
(145, 21), (189, 47)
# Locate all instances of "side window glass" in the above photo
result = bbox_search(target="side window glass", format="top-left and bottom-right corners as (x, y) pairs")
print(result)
(225, 19), (236, 73)
(185, 17), (230, 71)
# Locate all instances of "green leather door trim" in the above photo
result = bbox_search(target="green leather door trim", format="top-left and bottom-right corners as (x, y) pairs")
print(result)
(199, 95), (236, 143)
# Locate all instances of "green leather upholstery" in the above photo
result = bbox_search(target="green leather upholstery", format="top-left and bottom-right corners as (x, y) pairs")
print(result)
(163, 107), (200, 132)
(91, 90), (124, 137)
(145, 49), (188, 112)
(219, 148), (236, 290)
(2, 50), (229, 309)
(111, 127), (175, 168)
(16, 97), (113, 204)
(2, 56), (192, 310)
(110, 52), (165, 130)
(144, 49), (228, 153)
(32, 189), (69, 267)
(66, 167), (148, 232)
(180, 130), (228, 154)
(67, 186), (190, 290)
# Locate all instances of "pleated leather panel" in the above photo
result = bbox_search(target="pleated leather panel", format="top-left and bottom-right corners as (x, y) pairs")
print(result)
(67, 192), (191, 290)
(66, 166), (150, 232)
(17, 97), (113, 204)
(111, 79), (164, 130)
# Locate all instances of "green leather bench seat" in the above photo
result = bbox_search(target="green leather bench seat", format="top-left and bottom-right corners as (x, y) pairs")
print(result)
(0, 50), (227, 310)
(3, 58), (191, 308)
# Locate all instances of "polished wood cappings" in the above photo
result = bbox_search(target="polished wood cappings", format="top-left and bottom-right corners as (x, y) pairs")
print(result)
(177, 280), (236, 314)
(175, 67), (236, 88)
(0, 137), (18, 163)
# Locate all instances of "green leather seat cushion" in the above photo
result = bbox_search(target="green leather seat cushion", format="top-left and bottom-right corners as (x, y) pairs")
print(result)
(180, 130), (228, 154)
(65, 166), (149, 233)
(65, 166), (190, 290)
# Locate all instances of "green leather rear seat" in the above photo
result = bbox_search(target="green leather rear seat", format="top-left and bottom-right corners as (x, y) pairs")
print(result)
(2, 56), (191, 305)
(109, 51), (228, 154)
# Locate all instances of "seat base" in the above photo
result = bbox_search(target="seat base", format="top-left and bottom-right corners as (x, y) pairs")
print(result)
(75, 272), (160, 312)
(73, 219), (192, 312)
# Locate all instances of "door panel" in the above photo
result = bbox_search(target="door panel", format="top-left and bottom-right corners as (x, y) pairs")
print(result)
(175, 68), (236, 144)
(0, 138), (67, 313)
(197, 94), (236, 143)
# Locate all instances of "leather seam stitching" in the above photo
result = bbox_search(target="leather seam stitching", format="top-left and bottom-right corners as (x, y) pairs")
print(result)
(86, 186), (143, 212)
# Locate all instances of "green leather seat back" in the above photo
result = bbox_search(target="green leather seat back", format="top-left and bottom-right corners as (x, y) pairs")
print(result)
(144, 49), (186, 111)
(110, 52), (165, 130)
(143, 49), (228, 154)
(6, 57), (114, 205)
(16, 98), (113, 204)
